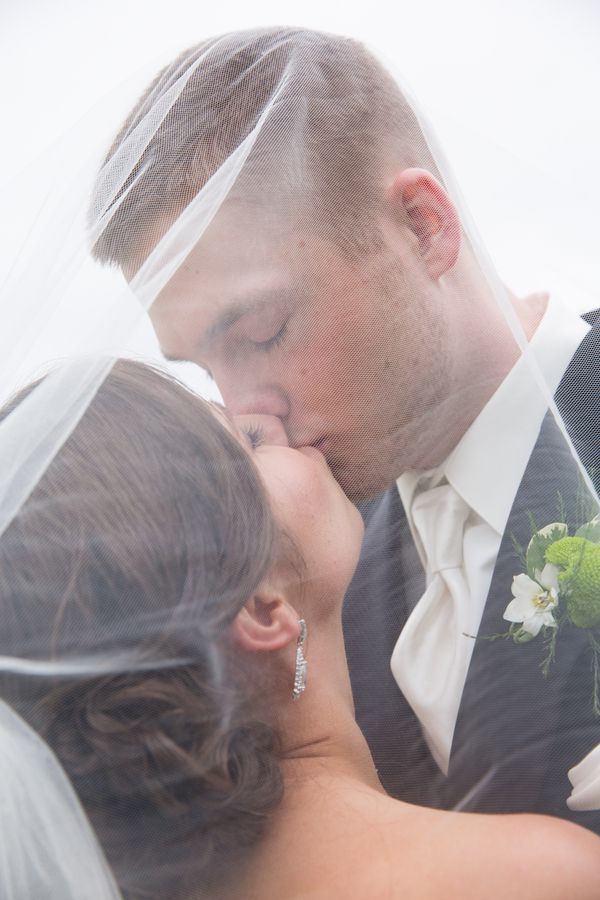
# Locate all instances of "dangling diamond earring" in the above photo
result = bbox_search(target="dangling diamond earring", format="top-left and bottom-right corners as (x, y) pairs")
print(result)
(292, 619), (308, 701)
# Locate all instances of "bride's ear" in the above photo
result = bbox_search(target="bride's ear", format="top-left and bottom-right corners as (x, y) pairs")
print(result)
(229, 589), (300, 653)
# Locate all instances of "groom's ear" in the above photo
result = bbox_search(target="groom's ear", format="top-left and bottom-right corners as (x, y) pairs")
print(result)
(387, 168), (461, 279)
(229, 588), (299, 654)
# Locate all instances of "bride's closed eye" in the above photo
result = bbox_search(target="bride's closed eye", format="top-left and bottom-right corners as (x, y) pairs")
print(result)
(210, 403), (264, 449)
(242, 424), (265, 450)
(232, 413), (290, 448)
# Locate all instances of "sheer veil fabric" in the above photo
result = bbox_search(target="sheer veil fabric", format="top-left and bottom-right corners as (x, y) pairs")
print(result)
(0, 700), (121, 899)
(0, 26), (598, 897)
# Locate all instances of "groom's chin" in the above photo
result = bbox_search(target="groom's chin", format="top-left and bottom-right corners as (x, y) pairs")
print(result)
(328, 455), (394, 504)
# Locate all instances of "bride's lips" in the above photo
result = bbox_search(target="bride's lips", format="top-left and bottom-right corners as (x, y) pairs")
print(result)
(297, 441), (331, 470)
(298, 443), (327, 463)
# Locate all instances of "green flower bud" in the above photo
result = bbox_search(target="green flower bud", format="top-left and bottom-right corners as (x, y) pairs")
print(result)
(512, 627), (536, 644)
(545, 536), (600, 628)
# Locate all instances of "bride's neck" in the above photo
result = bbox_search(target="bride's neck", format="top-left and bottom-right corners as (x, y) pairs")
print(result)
(275, 612), (383, 793)
(203, 608), (386, 900)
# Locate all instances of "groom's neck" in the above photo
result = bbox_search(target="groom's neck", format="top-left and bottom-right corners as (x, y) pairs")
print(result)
(400, 289), (550, 474)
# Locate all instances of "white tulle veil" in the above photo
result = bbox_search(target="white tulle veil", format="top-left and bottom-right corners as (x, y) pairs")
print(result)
(0, 25), (598, 897)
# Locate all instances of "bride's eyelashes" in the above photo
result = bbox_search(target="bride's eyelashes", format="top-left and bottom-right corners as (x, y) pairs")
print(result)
(243, 424), (266, 450)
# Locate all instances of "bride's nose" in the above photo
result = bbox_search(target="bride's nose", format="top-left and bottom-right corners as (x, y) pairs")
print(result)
(233, 414), (289, 446)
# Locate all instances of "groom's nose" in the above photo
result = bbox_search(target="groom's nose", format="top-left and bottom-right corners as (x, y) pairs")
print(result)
(233, 414), (289, 446)
(211, 368), (290, 443)
(219, 380), (290, 422)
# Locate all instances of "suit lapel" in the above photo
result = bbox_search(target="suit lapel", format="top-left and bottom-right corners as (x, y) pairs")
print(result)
(555, 310), (600, 493)
(443, 411), (592, 809)
(443, 313), (600, 808)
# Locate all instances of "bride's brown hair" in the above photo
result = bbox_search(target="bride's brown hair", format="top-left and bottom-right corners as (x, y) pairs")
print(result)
(0, 360), (283, 899)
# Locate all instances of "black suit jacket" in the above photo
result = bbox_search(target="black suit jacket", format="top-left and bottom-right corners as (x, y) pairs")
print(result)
(343, 311), (600, 828)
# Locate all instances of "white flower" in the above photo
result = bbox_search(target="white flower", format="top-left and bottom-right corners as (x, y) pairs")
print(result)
(503, 563), (560, 637)
(567, 742), (600, 811)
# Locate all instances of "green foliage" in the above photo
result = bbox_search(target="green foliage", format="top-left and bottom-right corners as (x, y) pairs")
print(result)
(545, 536), (600, 628)
(575, 515), (600, 543)
(576, 477), (599, 530)
(510, 532), (526, 570)
(525, 522), (568, 580)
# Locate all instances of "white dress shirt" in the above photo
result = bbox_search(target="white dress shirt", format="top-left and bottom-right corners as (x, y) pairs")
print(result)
(392, 295), (590, 774)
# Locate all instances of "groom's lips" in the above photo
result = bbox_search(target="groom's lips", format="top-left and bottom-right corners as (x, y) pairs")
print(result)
(310, 436), (328, 453)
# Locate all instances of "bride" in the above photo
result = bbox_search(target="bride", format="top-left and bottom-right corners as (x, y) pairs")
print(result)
(0, 358), (598, 899)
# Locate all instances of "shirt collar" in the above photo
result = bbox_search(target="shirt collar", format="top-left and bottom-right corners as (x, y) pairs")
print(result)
(397, 295), (590, 536)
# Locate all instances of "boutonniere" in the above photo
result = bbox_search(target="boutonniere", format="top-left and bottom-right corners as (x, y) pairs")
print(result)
(479, 506), (600, 714)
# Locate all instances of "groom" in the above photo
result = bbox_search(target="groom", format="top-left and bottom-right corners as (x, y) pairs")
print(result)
(92, 28), (600, 829)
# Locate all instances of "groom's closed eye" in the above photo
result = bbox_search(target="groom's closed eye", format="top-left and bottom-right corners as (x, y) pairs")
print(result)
(162, 290), (301, 378)
(232, 314), (289, 352)
(206, 288), (303, 356)
(220, 296), (291, 352)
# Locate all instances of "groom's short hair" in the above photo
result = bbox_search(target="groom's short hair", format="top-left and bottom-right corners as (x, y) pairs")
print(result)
(91, 27), (439, 267)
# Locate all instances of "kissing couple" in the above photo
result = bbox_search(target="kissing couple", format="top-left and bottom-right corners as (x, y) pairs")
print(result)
(1, 26), (599, 899)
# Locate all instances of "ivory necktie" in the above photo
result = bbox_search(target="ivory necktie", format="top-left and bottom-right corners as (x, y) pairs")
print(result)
(390, 480), (473, 775)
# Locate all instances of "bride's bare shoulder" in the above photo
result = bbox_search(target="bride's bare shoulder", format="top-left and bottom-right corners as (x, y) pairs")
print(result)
(344, 796), (600, 900)
(233, 785), (600, 900)
(291, 789), (600, 900)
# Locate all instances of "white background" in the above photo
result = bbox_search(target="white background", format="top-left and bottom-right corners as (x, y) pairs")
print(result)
(0, 0), (599, 393)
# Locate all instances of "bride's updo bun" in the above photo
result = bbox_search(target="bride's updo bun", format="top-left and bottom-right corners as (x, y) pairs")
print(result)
(0, 361), (284, 899)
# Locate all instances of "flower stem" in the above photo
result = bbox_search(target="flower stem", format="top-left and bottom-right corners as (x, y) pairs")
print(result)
(509, 532), (526, 570)
(541, 626), (558, 678)
(589, 632), (600, 717)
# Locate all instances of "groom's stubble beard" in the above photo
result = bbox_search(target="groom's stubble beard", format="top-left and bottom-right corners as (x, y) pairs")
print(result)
(321, 267), (455, 502)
